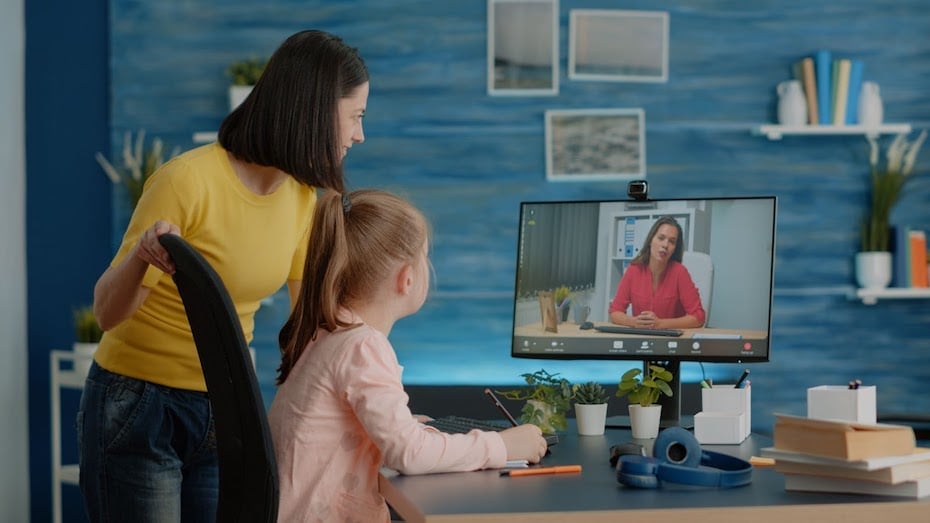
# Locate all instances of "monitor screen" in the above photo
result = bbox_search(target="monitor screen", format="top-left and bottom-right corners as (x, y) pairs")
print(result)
(511, 196), (777, 364)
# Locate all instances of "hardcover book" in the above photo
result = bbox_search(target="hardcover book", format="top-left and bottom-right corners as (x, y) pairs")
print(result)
(784, 472), (930, 499)
(773, 449), (930, 484)
(773, 413), (916, 461)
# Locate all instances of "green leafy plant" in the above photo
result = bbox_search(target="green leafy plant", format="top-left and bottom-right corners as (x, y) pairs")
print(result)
(553, 285), (572, 307)
(616, 364), (674, 407)
(496, 369), (573, 432)
(73, 305), (103, 343)
(96, 129), (180, 209)
(226, 57), (267, 86)
(573, 381), (608, 405)
(861, 130), (927, 252)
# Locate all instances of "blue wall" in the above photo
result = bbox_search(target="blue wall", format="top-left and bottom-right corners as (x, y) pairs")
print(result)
(27, 1), (930, 521)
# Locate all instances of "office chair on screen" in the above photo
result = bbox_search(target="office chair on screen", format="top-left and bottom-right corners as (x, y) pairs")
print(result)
(682, 251), (714, 327)
(159, 233), (279, 523)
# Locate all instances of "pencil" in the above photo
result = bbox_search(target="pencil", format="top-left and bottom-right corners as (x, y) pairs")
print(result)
(500, 465), (582, 477)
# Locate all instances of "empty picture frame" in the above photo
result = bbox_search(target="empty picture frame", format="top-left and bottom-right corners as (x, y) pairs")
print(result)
(487, 0), (559, 96)
(569, 9), (669, 83)
(545, 108), (645, 182)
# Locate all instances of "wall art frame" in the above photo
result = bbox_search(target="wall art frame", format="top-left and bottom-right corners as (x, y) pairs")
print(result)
(487, 0), (559, 96)
(545, 108), (646, 182)
(568, 9), (669, 83)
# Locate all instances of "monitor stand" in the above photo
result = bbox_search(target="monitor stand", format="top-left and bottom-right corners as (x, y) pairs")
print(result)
(605, 360), (694, 429)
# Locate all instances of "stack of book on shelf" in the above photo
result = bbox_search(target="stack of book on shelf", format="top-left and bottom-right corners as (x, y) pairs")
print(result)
(762, 413), (930, 499)
(893, 226), (929, 288)
(793, 50), (865, 126)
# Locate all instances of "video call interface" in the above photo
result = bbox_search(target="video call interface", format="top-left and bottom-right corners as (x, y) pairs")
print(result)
(511, 197), (777, 363)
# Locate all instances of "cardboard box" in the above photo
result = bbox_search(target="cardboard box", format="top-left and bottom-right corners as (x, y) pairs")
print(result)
(807, 385), (876, 425)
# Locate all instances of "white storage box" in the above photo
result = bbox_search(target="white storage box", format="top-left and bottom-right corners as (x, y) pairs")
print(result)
(807, 385), (876, 424)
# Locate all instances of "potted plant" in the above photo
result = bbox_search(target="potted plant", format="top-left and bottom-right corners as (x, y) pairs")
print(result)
(616, 364), (674, 439)
(496, 369), (573, 434)
(96, 129), (180, 210)
(553, 285), (572, 322)
(73, 305), (103, 375)
(226, 56), (267, 111)
(573, 381), (609, 436)
(856, 130), (927, 289)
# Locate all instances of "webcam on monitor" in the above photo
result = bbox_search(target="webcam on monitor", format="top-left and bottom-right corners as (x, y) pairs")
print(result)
(628, 180), (649, 201)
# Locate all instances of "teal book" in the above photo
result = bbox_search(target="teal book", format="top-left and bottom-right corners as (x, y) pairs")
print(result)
(815, 50), (832, 125)
(846, 59), (865, 124)
(893, 225), (912, 288)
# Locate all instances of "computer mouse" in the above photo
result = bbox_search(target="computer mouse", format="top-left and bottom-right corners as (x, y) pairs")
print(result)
(579, 321), (594, 330)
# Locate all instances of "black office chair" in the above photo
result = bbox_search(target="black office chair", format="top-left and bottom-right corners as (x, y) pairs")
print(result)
(159, 233), (279, 522)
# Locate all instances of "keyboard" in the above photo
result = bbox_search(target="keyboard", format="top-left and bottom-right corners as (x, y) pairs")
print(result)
(593, 325), (683, 337)
(426, 415), (559, 446)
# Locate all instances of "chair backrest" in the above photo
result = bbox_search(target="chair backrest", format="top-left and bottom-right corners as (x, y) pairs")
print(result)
(159, 233), (278, 523)
(681, 251), (714, 327)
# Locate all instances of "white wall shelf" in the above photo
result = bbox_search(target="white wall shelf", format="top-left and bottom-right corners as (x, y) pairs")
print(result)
(849, 287), (930, 305)
(752, 123), (912, 140)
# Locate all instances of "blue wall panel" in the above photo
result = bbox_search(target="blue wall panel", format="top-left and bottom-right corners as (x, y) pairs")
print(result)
(100, 0), (930, 422)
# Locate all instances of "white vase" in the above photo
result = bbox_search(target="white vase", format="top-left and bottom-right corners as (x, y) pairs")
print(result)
(72, 342), (98, 377)
(628, 404), (662, 439)
(857, 82), (883, 126)
(855, 251), (892, 289)
(574, 403), (608, 436)
(228, 85), (254, 112)
(777, 80), (807, 126)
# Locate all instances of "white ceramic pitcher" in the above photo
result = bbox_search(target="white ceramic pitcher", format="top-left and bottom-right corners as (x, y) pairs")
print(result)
(777, 80), (807, 126)
(858, 81), (883, 126)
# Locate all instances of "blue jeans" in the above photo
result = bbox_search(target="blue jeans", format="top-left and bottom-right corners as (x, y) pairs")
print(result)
(77, 361), (218, 522)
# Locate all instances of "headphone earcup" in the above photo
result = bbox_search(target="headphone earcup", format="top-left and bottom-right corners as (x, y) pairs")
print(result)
(616, 455), (661, 489)
(653, 426), (702, 467)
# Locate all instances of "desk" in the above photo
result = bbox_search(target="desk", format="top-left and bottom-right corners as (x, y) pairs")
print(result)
(380, 424), (928, 522)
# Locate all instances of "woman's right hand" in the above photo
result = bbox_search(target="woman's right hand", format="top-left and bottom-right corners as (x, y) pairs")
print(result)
(135, 220), (180, 274)
(499, 424), (548, 463)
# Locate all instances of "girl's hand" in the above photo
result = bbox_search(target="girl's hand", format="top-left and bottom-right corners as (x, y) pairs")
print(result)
(499, 424), (548, 464)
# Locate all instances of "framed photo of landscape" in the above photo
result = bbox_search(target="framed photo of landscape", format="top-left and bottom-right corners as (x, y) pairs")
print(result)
(569, 9), (669, 83)
(487, 0), (559, 95)
(545, 108), (645, 182)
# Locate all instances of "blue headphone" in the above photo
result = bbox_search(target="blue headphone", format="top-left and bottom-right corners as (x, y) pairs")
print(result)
(616, 427), (753, 489)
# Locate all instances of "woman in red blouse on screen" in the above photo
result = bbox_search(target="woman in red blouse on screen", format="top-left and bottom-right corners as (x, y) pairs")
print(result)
(609, 216), (706, 329)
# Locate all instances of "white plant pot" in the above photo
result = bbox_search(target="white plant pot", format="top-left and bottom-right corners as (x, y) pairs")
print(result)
(628, 404), (662, 439)
(228, 85), (254, 112)
(855, 251), (892, 289)
(574, 403), (608, 436)
(526, 399), (558, 435)
(72, 342), (98, 377)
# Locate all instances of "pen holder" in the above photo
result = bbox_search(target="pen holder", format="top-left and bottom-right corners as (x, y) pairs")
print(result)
(807, 385), (876, 424)
(694, 385), (751, 444)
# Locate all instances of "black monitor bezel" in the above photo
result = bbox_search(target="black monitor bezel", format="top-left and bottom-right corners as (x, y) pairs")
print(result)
(510, 196), (777, 365)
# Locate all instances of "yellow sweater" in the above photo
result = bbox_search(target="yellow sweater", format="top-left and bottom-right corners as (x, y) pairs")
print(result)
(95, 143), (315, 391)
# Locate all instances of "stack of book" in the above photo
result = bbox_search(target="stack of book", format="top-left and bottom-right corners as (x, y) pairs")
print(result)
(762, 413), (930, 499)
(893, 226), (929, 288)
(792, 50), (865, 126)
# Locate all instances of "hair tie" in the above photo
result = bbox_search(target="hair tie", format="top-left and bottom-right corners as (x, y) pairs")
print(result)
(341, 194), (352, 215)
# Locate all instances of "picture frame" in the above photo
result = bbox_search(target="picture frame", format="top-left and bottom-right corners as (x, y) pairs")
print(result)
(538, 291), (558, 333)
(545, 108), (646, 182)
(569, 9), (669, 83)
(487, 0), (559, 96)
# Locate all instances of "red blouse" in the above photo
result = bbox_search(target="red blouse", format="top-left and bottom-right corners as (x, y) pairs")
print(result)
(609, 261), (706, 325)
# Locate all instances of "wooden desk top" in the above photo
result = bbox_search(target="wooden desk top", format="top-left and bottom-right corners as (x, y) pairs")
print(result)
(380, 424), (928, 523)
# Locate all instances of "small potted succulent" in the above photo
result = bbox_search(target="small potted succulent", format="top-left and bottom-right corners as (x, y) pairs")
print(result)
(73, 305), (103, 375)
(497, 369), (573, 434)
(616, 364), (674, 439)
(226, 56), (267, 111)
(573, 381), (608, 436)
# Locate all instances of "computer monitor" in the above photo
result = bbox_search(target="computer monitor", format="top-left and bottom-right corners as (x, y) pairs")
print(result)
(510, 196), (777, 426)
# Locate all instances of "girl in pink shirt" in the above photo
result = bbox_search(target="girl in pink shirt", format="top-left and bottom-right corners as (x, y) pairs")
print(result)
(269, 190), (547, 522)
(609, 216), (706, 329)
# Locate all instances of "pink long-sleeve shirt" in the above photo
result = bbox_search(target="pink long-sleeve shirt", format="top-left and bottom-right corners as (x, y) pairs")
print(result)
(268, 320), (507, 523)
